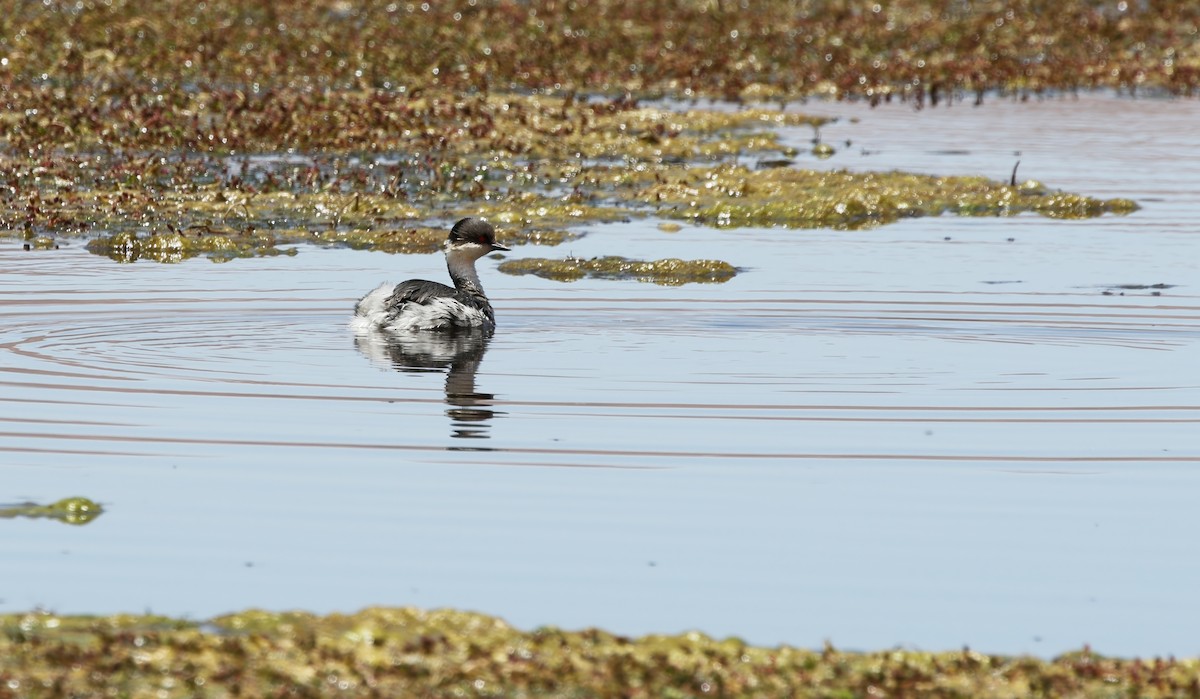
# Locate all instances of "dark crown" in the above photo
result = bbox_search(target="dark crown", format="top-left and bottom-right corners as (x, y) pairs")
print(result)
(449, 217), (496, 244)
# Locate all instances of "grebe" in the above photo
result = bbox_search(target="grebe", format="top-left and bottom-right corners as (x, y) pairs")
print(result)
(353, 218), (510, 332)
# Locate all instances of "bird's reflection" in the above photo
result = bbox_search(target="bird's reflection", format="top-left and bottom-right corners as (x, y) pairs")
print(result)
(354, 328), (498, 441)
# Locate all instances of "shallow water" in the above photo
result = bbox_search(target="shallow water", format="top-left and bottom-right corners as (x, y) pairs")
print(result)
(2, 94), (1199, 657)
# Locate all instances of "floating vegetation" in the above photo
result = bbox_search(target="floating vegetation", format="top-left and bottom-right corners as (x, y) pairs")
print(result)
(85, 230), (296, 263)
(15, 150), (1142, 259)
(81, 218), (579, 263)
(1034, 194), (1141, 219)
(21, 236), (58, 251)
(632, 165), (1139, 230)
(473, 192), (634, 229)
(500, 256), (738, 285)
(812, 143), (837, 159)
(0, 497), (103, 526)
(3, 607), (1200, 697)
(314, 222), (579, 254)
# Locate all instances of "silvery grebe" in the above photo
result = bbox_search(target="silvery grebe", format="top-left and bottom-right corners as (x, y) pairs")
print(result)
(352, 218), (508, 333)
(353, 218), (510, 332)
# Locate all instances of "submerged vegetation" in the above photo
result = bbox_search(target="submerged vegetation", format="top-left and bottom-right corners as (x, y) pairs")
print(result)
(4, 607), (1200, 698)
(0, 0), (1161, 270)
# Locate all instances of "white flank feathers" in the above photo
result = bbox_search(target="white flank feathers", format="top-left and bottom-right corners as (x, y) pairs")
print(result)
(350, 283), (396, 332)
(352, 283), (491, 332)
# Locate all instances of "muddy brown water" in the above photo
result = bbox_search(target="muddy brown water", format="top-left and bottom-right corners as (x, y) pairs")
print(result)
(2, 93), (1198, 656)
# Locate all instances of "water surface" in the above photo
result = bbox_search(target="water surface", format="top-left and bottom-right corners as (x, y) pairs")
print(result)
(2, 93), (1198, 657)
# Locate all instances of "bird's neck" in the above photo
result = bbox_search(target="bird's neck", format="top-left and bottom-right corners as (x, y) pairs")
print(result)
(446, 250), (486, 297)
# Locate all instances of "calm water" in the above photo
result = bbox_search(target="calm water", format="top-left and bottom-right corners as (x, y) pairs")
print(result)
(2, 94), (1198, 657)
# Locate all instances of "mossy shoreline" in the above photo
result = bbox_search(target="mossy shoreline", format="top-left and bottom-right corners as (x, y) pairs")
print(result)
(2, 607), (1197, 698)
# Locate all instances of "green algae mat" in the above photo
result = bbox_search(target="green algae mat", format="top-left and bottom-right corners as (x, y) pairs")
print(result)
(4, 607), (1200, 698)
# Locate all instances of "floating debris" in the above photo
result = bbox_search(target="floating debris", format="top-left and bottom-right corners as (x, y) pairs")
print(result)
(1098, 282), (1176, 296)
(1113, 283), (1175, 290)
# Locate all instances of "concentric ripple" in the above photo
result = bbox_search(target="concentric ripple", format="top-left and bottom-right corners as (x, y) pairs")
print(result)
(2, 250), (1197, 466)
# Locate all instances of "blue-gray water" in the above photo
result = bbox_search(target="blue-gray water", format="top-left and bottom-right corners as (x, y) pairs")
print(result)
(2, 93), (1198, 657)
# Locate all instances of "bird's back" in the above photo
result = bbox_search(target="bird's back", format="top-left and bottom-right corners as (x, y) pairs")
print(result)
(387, 279), (459, 308)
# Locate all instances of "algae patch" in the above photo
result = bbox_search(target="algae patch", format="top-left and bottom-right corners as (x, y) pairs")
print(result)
(4, 607), (1200, 698)
(21, 236), (59, 251)
(632, 165), (1140, 230)
(0, 497), (103, 526)
(81, 220), (579, 263)
(310, 222), (577, 254)
(85, 230), (297, 263)
(499, 256), (738, 285)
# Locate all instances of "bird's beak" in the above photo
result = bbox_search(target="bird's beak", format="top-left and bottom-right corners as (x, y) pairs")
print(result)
(490, 241), (511, 252)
